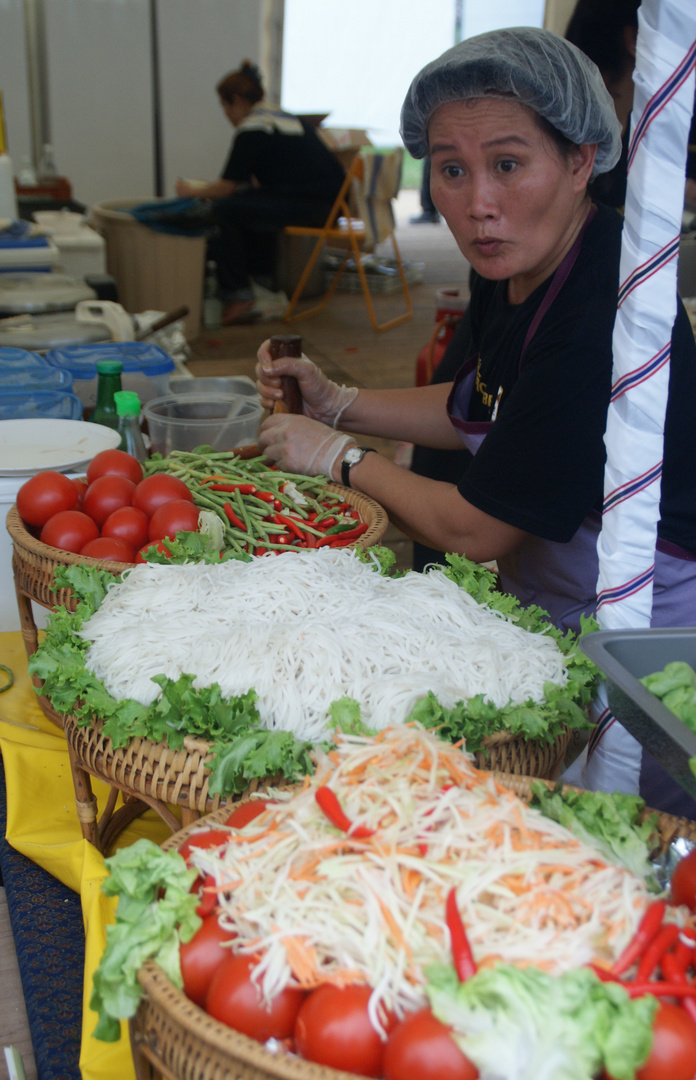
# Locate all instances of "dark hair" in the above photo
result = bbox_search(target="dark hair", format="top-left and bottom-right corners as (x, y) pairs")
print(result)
(533, 112), (577, 162)
(216, 61), (264, 105)
(564, 0), (639, 82)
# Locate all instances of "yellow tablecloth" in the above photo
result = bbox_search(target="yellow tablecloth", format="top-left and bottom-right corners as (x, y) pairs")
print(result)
(0, 631), (172, 1080)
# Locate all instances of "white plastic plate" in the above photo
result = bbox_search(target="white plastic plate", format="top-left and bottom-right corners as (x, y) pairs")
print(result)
(0, 418), (120, 476)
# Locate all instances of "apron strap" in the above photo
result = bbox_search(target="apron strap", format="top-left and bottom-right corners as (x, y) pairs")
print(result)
(519, 203), (598, 367)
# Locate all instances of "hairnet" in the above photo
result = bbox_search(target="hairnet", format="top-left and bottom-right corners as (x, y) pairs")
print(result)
(400, 26), (623, 176)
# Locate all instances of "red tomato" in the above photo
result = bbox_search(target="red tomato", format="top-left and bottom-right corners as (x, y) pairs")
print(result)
(205, 953), (305, 1041)
(135, 539), (173, 563)
(383, 1008), (479, 1080)
(71, 477), (89, 508)
(83, 475), (136, 527)
(101, 506), (149, 550)
(86, 448), (143, 486)
(294, 983), (395, 1077)
(79, 536), (136, 562)
(636, 1002), (696, 1080)
(40, 510), (99, 553)
(670, 850), (696, 911)
(180, 914), (236, 1008)
(225, 800), (271, 829)
(133, 474), (193, 518)
(147, 498), (200, 542)
(16, 470), (78, 527)
(179, 829), (232, 864)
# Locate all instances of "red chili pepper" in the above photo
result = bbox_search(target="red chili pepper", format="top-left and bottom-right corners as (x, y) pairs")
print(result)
(273, 512), (306, 540)
(445, 887), (477, 982)
(207, 482), (257, 494)
(674, 929), (696, 971)
(253, 491), (277, 504)
(635, 923), (681, 982)
(318, 516), (337, 529)
(195, 873), (217, 917)
(611, 900), (667, 975)
(661, 953), (696, 1022)
(316, 522), (368, 548)
(304, 530), (316, 548)
(625, 981), (696, 999)
(223, 502), (246, 531)
(255, 546), (267, 556)
(587, 963), (624, 984)
(315, 786), (375, 839)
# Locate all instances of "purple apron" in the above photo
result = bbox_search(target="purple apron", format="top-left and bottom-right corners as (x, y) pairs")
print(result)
(445, 207), (696, 813)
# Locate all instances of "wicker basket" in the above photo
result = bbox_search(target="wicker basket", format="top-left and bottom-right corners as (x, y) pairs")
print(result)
(130, 781), (696, 1080)
(61, 706), (568, 857)
(6, 485), (387, 728)
(473, 725), (570, 779)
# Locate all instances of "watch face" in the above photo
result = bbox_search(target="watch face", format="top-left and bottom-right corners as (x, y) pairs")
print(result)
(344, 447), (363, 466)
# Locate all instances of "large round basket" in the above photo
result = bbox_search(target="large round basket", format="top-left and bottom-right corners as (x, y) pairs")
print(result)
(129, 780), (696, 1080)
(5, 484), (387, 727)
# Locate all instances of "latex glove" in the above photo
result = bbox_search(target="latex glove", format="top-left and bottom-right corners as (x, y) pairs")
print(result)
(255, 340), (358, 428)
(258, 413), (356, 478)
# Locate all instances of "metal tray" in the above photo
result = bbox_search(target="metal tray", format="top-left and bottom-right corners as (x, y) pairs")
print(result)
(580, 628), (696, 800)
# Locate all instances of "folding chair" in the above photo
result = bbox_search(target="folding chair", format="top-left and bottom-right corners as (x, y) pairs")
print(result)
(283, 149), (413, 333)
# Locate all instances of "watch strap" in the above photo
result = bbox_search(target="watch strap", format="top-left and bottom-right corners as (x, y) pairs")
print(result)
(341, 447), (376, 488)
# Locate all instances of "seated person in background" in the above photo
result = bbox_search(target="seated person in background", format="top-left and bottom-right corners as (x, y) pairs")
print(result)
(176, 61), (346, 325)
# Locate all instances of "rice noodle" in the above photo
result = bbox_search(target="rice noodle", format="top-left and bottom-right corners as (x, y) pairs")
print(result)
(80, 549), (568, 743)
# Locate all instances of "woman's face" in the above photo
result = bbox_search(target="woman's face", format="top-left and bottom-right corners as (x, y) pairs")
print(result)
(220, 95), (249, 128)
(428, 98), (596, 302)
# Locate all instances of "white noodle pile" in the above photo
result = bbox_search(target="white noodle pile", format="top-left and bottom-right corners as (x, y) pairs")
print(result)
(79, 549), (568, 743)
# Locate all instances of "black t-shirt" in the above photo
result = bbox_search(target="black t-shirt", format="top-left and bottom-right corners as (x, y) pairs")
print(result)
(456, 201), (696, 549)
(222, 119), (346, 202)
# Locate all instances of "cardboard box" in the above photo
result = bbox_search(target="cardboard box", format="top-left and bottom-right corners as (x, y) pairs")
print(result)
(317, 127), (372, 171)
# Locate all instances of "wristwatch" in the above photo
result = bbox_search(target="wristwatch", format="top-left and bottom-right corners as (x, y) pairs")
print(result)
(341, 446), (376, 488)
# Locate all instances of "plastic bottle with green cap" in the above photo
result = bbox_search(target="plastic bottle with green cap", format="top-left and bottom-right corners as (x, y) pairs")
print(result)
(114, 390), (148, 462)
(88, 359), (123, 428)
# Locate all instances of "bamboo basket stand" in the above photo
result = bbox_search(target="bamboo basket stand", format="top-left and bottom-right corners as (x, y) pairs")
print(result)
(128, 777), (696, 1080)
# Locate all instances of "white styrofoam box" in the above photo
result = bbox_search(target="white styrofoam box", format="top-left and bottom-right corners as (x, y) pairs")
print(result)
(0, 240), (60, 271)
(52, 229), (106, 279)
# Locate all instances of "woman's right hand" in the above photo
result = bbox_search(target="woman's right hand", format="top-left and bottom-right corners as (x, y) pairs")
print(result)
(255, 340), (358, 427)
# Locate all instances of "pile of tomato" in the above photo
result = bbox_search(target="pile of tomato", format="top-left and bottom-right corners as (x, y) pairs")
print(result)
(16, 449), (200, 564)
(178, 802), (478, 1080)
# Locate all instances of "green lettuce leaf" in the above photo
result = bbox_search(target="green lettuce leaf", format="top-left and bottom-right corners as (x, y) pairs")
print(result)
(529, 782), (660, 884)
(91, 839), (200, 1041)
(426, 962), (656, 1080)
(206, 729), (315, 795)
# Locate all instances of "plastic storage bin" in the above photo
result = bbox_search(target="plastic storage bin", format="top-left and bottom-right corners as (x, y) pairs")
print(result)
(0, 349), (73, 390)
(0, 389), (83, 420)
(45, 341), (175, 411)
(90, 200), (206, 338)
(143, 393), (263, 456)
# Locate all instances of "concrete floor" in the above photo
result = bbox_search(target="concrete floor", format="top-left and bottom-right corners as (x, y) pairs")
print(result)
(0, 187), (472, 1080)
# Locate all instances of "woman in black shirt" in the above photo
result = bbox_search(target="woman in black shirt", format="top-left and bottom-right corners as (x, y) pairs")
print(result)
(176, 62), (345, 324)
